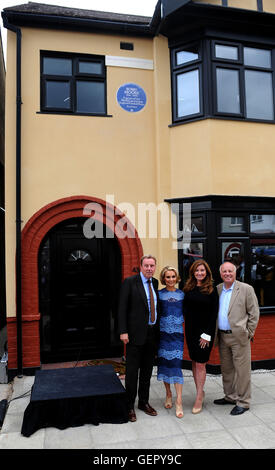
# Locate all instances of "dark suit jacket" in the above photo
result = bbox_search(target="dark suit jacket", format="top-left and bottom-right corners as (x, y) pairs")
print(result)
(118, 274), (160, 347)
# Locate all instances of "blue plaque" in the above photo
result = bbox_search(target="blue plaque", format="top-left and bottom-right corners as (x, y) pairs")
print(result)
(117, 83), (147, 112)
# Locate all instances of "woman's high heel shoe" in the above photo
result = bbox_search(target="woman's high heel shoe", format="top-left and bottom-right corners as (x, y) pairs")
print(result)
(192, 405), (202, 414)
(192, 391), (205, 414)
(164, 396), (173, 409)
(175, 402), (184, 418)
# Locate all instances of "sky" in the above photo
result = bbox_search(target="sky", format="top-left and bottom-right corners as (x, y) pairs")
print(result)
(0, 0), (158, 62)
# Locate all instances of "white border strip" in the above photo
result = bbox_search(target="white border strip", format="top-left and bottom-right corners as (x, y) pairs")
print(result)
(105, 55), (154, 70)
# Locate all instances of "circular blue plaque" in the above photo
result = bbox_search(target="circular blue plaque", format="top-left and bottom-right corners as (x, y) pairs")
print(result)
(117, 83), (147, 112)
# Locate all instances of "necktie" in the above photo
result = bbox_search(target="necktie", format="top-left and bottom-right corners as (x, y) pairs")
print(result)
(148, 279), (155, 324)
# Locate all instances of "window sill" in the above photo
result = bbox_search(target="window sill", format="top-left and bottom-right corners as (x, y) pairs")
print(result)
(37, 111), (113, 117)
(169, 115), (275, 127)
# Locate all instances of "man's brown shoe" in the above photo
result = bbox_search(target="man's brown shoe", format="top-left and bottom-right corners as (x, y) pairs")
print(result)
(128, 409), (137, 422)
(138, 403), (157, 416)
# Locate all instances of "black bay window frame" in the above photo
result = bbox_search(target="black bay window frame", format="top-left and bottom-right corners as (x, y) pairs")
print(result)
(171, 40), (204, 123)
(40, 51), (107, 117)
(170, 34), (275, 126)
(167, 196), (275, 315)
(212, 40), (275, 122)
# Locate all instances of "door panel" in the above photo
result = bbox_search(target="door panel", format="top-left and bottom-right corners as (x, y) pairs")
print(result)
(39, 218), (122, 362)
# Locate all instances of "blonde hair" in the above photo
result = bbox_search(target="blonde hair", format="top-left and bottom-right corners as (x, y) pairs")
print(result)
(160, 266), (181, 285)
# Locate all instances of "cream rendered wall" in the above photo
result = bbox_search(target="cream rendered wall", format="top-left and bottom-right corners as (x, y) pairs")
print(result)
(193, 1), (222, 5)
(228, 0), (257, 10)
(170, 119), (275, 198)
(5, 27), (162, 317)
(194, 0), (259, 10)
(152, 35), (178, 274)
(263, 0), (275, 14)
(18, 28), (156, 217)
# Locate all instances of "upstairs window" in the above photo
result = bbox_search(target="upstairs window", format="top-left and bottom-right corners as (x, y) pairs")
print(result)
(213, 41), (274, 121)
(40, 52), (106, 115)
(171, 42), (203, 122)
(171, 38), (275, 124)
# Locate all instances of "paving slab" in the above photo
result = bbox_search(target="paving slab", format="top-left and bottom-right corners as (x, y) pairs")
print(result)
(0, 368), (275, 452)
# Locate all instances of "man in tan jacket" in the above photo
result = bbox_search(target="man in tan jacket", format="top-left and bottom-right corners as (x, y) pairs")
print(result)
(214, 261), (259, 415)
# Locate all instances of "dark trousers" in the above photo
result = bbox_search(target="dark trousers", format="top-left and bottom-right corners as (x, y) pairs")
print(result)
(125, 327), (156, 410)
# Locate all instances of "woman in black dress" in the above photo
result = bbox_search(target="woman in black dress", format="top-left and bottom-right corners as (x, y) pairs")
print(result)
(183, 259), (219, 414)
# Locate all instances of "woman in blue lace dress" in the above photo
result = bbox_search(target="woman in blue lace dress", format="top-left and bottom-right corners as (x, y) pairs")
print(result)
(157, 266), (184, 418)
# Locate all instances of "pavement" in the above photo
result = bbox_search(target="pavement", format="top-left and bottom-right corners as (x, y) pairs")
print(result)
(0, 367), (275, 452)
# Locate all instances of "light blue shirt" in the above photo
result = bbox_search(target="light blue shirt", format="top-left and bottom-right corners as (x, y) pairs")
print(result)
(218, 282), (235, 330)
(140, 272), (157, 325)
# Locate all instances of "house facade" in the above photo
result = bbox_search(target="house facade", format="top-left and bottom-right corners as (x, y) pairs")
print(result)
(2, 0), (275, 377)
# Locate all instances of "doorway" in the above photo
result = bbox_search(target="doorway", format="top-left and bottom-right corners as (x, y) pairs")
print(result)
(39, 218), (122, 363)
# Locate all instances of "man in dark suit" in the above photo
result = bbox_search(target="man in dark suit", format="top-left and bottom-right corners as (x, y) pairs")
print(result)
(118, 255), (160, 422)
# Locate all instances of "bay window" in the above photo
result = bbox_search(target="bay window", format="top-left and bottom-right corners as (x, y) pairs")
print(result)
(171, 38), (275, 124)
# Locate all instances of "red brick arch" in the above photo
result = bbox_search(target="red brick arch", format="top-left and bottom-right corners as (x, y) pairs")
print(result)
(7, 196), (143, 371)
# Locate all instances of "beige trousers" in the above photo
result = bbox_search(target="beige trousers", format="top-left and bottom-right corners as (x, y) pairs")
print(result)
(218, 331), (251, 408)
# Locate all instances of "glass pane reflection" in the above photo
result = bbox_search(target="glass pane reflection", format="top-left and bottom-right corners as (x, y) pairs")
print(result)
(177, 69), (200, 117)
(45, 81), (71, 109)
(43, 57), (72, 76)
(244, 47), (271, 68)
(76, 81), (105, 114)
(215, 44), (238, 60)
(79, 61), (102, 75)
(250, 215), (275, 234)
(251, 243), (275, 307)
(245, 71), (274, 120)
(216, 68), (240, 114)
(182, 242), (203, 284)
(221, 216), (245, 233)
(222, 241), (245, 281)
(182, 216), (203, 233)
(176, 45), (199, 65)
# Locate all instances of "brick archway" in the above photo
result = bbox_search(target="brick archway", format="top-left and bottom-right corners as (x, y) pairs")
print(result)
(7, 196), (143, 371)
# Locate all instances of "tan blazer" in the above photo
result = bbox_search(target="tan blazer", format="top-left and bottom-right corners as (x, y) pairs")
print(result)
(216, 280), (260, 346)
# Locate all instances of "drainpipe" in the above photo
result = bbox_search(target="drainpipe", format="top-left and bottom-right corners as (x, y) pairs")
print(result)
(2, 16), (23, 378)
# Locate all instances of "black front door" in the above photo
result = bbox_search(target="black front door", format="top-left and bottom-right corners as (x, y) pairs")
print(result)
(39, 218), (122, 363)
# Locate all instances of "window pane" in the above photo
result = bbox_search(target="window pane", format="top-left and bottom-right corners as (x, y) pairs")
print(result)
(244, 47), (271, 68)
(245, 71), (274, 120)
(182, 242), (203, 283)
(251, 243), (275, 307)
(177, 69), (200, 117)
(78, 61), (102, 75)
(176, 45), (199, 65)
(222, 241), (245, 281)
(250, 215), (275, 234)
(221, 216), (245, 232)
(215, 44), (238, 60)
(43, 57), (72, 76)
(182, 216), (203, 233)
(191, 216), (203, 233)
(76, 81), (105, 114)
(45, 81), (71, 109)
(216, 68), (240, 114)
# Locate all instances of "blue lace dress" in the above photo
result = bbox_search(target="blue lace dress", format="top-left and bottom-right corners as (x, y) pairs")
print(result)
(157, 288), (184, 384)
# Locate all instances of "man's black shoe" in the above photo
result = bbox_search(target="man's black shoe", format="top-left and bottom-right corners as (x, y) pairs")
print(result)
(230, 405), (249, 416)
(214, 398), (236, 405)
